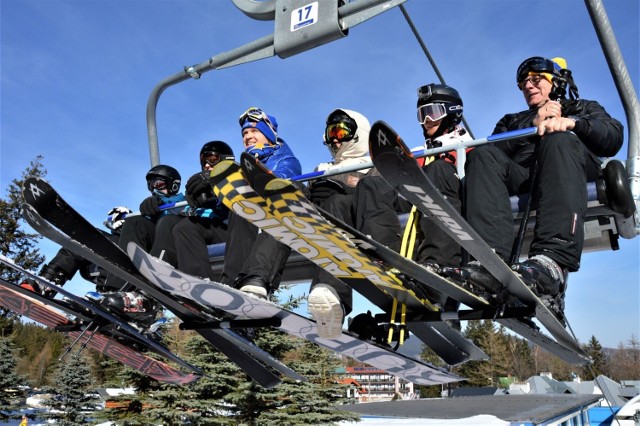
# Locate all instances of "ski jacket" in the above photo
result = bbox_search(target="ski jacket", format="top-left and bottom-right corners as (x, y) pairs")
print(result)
(315, 108), (371, 187)
(492, 98), (623, 166)
(253, 137), (302, 179)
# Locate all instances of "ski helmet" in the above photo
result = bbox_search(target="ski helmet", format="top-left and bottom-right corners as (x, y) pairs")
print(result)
(516, 56), (560, 88)
(417, 83), (463, 140)
(200, 140), (235, 169)
(146, 164), (181, 195)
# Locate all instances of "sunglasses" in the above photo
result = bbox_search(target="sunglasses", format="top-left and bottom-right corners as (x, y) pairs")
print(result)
(517, 74), (547, 90)
(417, 103), (447, 124)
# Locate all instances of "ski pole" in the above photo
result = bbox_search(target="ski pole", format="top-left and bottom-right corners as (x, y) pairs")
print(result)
(292, 126), (537, 182)
(106, 200), (189, 222)
(110, 127), (537, 219)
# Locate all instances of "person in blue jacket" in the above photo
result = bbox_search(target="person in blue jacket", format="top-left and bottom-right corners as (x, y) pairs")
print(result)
(221, 107), (302, 299)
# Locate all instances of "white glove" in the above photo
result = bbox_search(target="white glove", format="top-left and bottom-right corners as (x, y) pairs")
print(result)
(434, 133), (465, 149)
(105, 206), (132, 231)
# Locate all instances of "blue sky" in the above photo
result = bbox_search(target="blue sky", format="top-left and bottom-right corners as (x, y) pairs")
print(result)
(2, 0), (638, 349)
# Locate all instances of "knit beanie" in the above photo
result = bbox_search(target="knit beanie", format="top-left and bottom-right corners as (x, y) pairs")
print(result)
(241, 114), (278, 144)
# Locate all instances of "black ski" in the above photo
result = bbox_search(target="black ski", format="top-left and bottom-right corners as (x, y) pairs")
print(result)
(0, 254), (202, 373)
(211, 155), (486, 366)
(369, 120), (588, 359)
(309, 207), (591, 364)
(0, 281), (200, 385)
(128, 243), (462, 385)
(21, 177), (299, 387)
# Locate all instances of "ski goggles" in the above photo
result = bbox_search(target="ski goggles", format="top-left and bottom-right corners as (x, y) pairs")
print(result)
(147, 177), (168, 192)
(200, 152), (222, 168)
(516, 56), (558, 85)
(417, 103), (447, 124)
(325, 121), (356, 144)
(239, 107), (277, 134)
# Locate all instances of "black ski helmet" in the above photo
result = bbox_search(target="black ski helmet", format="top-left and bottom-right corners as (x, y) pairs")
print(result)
(199, 140), (235, 168)
(417, 83), (463, 140)
(146, 164), (181, 195)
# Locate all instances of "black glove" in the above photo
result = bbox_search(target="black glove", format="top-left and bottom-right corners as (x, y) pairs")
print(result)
(309, 179), (351, 205)
(185, 172), (216, 209)
(139, 196), (161, 217)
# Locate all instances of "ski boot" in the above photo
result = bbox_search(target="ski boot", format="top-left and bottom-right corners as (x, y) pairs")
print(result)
(512, 255), (568, 326)
(441, 261), (505, 302)
(348, 311), (388, 345)
(19, 263), (67, 298)
(235, 274), (270, 300)
(87, 291), (163, 330)
(308, 283), (345, 339)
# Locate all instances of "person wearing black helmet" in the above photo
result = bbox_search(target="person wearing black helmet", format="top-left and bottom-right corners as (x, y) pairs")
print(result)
(21, 165), (185, 330)
(168, 141), (235, 280)
(448, 56), (623, 319)
(97, 164), (186, 326)
(413, 83), (471, 271)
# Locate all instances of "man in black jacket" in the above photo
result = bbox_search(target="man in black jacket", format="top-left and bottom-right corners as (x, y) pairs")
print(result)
(450, 56), (623, 317)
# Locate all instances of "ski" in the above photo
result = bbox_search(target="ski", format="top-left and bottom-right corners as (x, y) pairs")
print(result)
(21, 177), (301, 387)
(368, 120), (589, 359)
(0, 282), (200, 385)
(0, 254), (203, 373)
(311, 207), (591, 364)
(127, 243), (462, 385)
(211, 155), (485, 366)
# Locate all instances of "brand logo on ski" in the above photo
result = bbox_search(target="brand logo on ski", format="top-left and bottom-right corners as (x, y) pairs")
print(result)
(402, 184), (473, 241)
(242, 157), (254, 173)
(27, 182), (46, 200)
(375, 128), (391, 147)
(231, 195), (354, 277)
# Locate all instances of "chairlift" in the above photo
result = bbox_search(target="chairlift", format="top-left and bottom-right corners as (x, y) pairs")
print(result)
(143, 0), (638, 278)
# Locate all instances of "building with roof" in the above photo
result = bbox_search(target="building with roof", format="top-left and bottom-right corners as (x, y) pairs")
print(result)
(335, 366), (416, 402)
(336, 374), (640, 425)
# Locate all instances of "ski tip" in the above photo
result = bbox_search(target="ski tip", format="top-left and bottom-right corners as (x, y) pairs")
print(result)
(209, 160), (239, 183)
(369, 120), (412, 158)
(264, 178), (295, 193)
(240, 152), (271, 174)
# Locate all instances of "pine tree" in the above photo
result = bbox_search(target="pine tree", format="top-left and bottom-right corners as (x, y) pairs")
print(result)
(455, 320), (512, 387)
(0, 338), (27, 422)
(0, 157), (47, 332)
(239, 339), (360, 425)
(45, 353), (96, 425)
(582, 335), (607, 378)
(418, 344), (449, 398)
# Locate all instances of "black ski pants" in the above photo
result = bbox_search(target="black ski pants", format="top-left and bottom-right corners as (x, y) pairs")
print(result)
(415, 159), (463, 267)
(106, 214), (183, 289)
(465, 132), (601, 271)
(46, 230), (119, 290)
(221, 212), (291, 290)
(172, 216), (228, 281)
